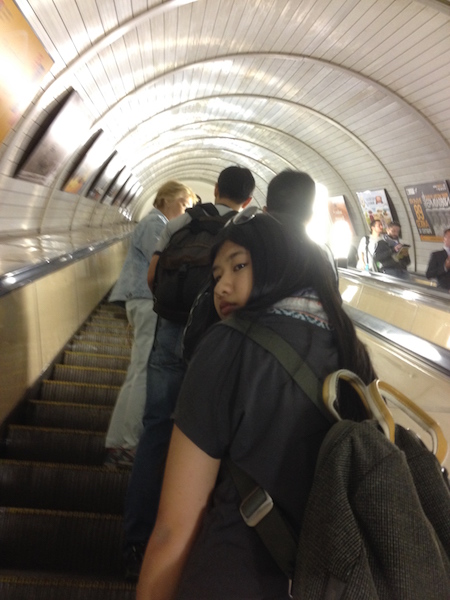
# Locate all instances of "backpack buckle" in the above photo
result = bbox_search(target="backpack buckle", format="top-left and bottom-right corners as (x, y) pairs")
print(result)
(239, 486), (274, 527)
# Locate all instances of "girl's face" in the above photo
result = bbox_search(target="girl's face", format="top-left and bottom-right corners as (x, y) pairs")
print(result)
(212, 240), (253, 320)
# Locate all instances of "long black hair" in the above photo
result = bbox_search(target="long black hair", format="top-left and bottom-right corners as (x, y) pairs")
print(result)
(210, 213), (375, 384)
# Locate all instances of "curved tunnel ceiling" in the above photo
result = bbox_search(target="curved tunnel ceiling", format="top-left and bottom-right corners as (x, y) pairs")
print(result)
(6, 0), (450, 228)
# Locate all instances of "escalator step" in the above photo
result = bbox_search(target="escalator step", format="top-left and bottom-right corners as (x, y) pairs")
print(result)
(0, 574), (135, 600)
(0, 460), (129, 513)
(41, 381), (120, 404)
(63, 351), (130, 371)
(0, 508), (124, 575)
(97, 304), (126, 313)
(6, 426), (106, 464)
(73, 333), (129, 345)
(52, 365), (126, 387)
(81, 324), (131, 336)
(88, 317), (128, 328)
(68, 341), (131, 357)
(26, 401), (112, 431)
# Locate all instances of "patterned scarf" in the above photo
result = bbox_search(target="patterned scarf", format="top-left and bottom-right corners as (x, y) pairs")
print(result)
(268, 288), (332, 330)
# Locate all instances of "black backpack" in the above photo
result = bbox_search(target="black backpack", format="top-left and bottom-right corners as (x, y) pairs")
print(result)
(153, 203), (236, 323)
(223, 316), (450, 599)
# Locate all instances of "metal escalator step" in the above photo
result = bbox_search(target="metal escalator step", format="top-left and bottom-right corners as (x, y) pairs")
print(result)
(26, 401), (112, 431)
(6, 426), (106, 464)
(68, 341), (131, 357)
(0, 460), (129, 513)
(63, 351), (130, 371)
(88, 316), (128, 328)
(0, 508), (124, 576)
(41, 380), (120, 404)
(52, 364), (126, 387)
(97, 303), (126, 313)
(81, 324), (131, 336)
(73, 332), (130, 345)
(0, 573), (135, 600)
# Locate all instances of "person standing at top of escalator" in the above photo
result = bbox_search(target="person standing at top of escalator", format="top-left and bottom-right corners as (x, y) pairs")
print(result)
(373, 221), (411, 279)
(356, 219), (383, 272)
(426, 228), (450, 291)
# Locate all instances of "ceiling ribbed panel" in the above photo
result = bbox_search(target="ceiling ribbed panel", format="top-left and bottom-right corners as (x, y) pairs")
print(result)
(3, 0), (449, 236)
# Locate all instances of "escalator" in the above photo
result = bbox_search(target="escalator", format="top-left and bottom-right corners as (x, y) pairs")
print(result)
(0, 301), (136, 599)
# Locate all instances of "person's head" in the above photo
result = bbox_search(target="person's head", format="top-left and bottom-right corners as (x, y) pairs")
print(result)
(153, 180), (195, 219)
(370, 219), (383, 236)
(215, 166), (255, 207)
(265, 170), (316, 225)
(444, 228), (450, 249)
(212, 213), (318, 318)
(210, 212), (375, 383)
(386, 221), (401, 239)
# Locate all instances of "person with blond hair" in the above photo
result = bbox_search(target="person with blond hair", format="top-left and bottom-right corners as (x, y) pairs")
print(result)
(105, 180), (195, 467)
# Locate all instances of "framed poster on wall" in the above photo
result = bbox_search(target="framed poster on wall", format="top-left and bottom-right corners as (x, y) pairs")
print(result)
(86, 152), (124, 201)
(404, 180), (450, 242)
(102, 167), (131, 206)
(0, 0), (54, 144)
(14, 89), (92, 186)
(111, 173), (133, 206)
(356, 189), (395, 230)
(121, 181), (141, 210)
(328, 195), (355, 235)
(61, 130), (112, 194)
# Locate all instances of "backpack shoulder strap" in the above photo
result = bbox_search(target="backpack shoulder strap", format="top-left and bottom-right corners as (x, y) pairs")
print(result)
(186, 203), (219, 219)
(200, 202), (220, 217)
(221, 316), (334, 423)
(225, 457), (297, 582)
(221, 316), (335, 586)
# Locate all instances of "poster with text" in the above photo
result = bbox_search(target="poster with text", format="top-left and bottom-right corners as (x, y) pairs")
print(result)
(0, 0), (53, 144)
(404, 181), (450, 242)
(356, 189), (394, 230)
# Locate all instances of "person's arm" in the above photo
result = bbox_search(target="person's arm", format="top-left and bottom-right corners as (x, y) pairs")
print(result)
(147, 254), (160, 292)
(136, 425), (220, 600)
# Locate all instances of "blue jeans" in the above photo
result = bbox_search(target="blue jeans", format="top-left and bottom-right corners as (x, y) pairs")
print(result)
(123, 317), (186, 549)
(105, 299), (158, 449)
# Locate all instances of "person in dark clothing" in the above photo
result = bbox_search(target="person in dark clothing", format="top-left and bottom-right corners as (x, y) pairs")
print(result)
(122, 166), (255, 580)
(182, 169), (338, 362)
(265, 169), (338, 283)
(136, 213), (375, 600)
(426, 228), (450, 290)
(373, 220), (411, 279)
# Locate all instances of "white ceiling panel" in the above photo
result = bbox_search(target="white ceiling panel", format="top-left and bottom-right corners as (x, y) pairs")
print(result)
(0, 0), (448, 232)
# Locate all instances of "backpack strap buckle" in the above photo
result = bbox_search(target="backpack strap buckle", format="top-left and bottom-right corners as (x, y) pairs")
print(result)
(239, 485), (274, 527)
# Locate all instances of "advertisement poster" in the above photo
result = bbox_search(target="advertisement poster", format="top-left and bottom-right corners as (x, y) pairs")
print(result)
(62, 130), (112, 195)
(356, 189), (394, 230)
(16, 90), (92, 186)
(102, 167), (132, 205)
(404, 181), (450, 242)
(0, 0), (53, 144)
(112, 174), (134, 207)
(328, 195), (355, 235)
(87, 152), (124, 201)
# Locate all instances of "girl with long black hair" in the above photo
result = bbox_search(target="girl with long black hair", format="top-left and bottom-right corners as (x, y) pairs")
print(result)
(137, 212), (375, 600)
